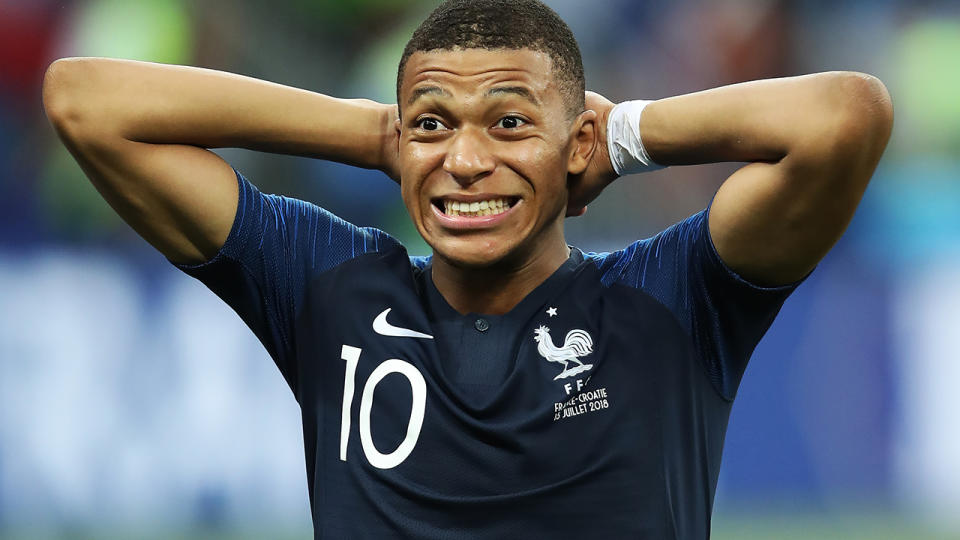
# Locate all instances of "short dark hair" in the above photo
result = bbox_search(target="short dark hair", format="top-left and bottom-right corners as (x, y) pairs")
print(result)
(397, 0), (585, 118)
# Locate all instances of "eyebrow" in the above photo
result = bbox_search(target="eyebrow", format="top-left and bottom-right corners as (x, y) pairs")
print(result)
(406, 85), (540, 106)
(486, 86), (539, 105)
(407, 86), (451, 106)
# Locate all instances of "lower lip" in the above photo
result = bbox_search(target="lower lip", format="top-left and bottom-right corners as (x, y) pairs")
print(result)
(431, 201), (520, 230)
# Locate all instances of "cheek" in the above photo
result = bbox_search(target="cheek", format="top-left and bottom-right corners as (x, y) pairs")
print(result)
(400, 181), (416, 211)
(400, 143), (444, 192)
(400, 179), (430, 224)
(505, 137), (566, 171)
(502, 141), (569, 198)
(402, 142), (434, 166)
(397, 153), (422, 211)
(524, 143), (572, 212)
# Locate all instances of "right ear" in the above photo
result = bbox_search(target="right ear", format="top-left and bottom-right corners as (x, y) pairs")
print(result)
(392, 118), (402, 184)
(379, 105), (402, 184)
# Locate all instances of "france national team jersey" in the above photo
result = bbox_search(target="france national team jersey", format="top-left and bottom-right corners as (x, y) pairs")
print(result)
(173, 169), (802, 539)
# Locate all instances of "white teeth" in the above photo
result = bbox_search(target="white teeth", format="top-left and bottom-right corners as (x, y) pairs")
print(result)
(441, 197), (513, 217)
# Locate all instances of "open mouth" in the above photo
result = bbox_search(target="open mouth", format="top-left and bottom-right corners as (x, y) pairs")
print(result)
(432, 196), (520, 217)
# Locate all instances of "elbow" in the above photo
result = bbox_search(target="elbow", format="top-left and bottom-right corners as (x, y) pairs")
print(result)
(786, 73), (893, 189)
(830, 72), (894, 158)
(43, 58), (77, 126)
(42, 57), (100, 134)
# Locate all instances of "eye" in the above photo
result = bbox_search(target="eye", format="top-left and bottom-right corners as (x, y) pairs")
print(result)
(495, 116), (527, 129)
(415, 117), (448, 131)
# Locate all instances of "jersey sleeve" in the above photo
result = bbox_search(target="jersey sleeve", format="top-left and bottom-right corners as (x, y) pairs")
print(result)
(170, 167), (395, 393)
(593, 207), (806, 400)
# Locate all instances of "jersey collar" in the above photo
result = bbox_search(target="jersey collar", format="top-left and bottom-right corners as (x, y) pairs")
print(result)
(421, 247), (585, 325)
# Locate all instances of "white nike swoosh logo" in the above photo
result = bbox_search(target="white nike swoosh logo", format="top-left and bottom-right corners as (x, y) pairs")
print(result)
(373, 308), (433, 339)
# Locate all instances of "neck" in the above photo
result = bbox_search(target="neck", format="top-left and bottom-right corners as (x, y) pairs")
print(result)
(431, 233), (570, 316)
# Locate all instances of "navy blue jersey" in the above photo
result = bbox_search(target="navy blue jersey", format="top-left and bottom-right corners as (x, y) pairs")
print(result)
(174, 169), (801, 538)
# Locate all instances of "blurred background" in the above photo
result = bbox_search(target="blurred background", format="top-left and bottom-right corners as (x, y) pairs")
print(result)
(1, 0), (958, 538)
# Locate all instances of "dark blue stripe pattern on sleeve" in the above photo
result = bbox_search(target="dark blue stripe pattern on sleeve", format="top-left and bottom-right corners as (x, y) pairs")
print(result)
(589, 209), (803, 400)
(172, 168), (399, 393)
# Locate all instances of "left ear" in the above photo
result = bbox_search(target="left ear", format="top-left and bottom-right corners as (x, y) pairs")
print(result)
(567, 109), (597, 176)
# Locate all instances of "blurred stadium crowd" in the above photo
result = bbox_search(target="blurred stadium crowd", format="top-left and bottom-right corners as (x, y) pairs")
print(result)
(1, 0), (959, 537)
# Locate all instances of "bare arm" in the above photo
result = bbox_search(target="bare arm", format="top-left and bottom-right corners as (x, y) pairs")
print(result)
(577, 72), (893, 285)
(42, 57), (397, 264)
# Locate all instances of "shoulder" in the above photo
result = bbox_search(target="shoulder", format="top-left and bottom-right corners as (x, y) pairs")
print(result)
(580, 209), (709, 288)
(219, 168), (407, 272)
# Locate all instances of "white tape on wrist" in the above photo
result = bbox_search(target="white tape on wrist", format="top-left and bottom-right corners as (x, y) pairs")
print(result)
(606, 99), (664, 176)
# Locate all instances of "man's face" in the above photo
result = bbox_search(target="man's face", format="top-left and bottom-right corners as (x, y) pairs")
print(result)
(397, 48), (586, 268)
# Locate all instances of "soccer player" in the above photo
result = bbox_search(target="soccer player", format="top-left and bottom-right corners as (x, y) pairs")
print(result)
(41, 0), (892, 537)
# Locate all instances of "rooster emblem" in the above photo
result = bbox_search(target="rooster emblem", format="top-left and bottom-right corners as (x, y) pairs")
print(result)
(533, 325), (594, 380)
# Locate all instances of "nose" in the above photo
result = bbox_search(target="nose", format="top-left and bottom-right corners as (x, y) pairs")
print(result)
(442, 128), (495, 186)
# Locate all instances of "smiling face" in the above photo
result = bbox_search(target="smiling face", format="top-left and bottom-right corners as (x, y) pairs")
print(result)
(398, 48), (595, 270)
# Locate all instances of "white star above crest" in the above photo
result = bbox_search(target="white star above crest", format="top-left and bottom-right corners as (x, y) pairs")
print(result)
(546, 307), (558, 317)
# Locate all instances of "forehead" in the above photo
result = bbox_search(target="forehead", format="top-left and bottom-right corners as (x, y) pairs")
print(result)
(400, 48), (558, 104)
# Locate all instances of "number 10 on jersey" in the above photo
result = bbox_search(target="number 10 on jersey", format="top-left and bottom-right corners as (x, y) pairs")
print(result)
(340, 345), (427, 469)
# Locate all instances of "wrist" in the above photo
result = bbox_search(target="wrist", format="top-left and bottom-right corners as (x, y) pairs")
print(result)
(606, 100), (665, 176)
(594, 100), (618, 183)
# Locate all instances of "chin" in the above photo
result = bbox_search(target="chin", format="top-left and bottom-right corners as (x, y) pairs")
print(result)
(429, 236), (519, 270)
